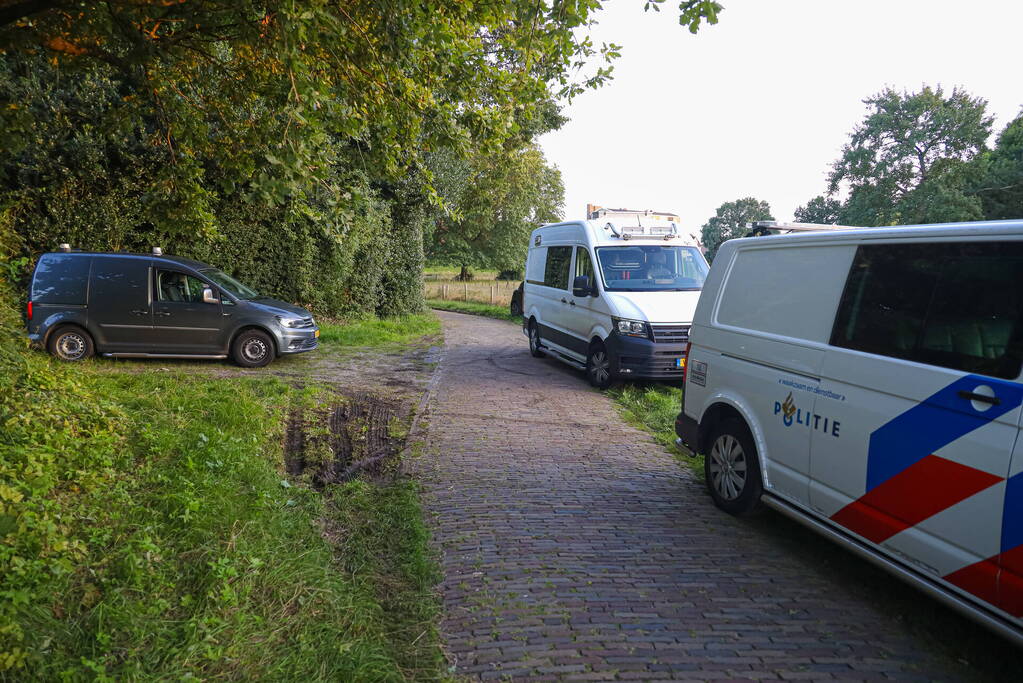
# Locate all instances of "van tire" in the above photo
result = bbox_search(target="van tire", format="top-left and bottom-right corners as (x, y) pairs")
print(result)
(705, 418), (764, 516)
(48, 325), (95, 362)
(232, 329), (275, 368)
(528, 320), (545, 358)
(585, 341), (614, 389)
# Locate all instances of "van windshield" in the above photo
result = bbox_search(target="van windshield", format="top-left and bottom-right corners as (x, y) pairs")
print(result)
(200, 268), (260, 300)
(595, 245), (708, 292)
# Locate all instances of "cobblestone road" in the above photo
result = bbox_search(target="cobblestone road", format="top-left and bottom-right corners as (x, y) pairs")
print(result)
(416, 311), (971, 682)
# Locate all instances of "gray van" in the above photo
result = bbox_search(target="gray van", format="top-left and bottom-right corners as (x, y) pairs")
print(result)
(27, 248), (319, 367)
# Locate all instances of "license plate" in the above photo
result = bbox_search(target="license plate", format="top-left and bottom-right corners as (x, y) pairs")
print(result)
(314, 329), (320, 338)
(676, 358), (685, 368)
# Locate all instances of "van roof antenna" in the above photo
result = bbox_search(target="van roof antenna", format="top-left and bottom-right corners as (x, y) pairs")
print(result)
(664, 222), (678, 240)
(152, 246), (163, 256)
(58, 243), (71, 253)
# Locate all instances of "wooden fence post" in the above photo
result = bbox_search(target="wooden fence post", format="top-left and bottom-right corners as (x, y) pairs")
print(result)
(463, 282), (468, 301)
(491, 285), (495, 304)
(443, 284), (448, 300)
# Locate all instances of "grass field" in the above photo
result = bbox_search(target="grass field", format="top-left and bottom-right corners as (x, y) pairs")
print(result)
(0, 299), (444, 679)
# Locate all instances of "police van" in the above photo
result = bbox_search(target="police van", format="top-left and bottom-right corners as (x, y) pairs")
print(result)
(675, 220), (1023, 644)
(522, 217), (709, 387)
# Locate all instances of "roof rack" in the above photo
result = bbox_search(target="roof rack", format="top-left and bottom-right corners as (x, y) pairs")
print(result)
(603, 220), (680, 241)
(745, 221), (858, 237)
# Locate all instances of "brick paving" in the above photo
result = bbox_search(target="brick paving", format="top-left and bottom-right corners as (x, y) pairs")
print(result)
(416, 311), (963, 682)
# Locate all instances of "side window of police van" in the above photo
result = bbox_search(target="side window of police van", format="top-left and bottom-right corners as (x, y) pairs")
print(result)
(543, 246), (572, 290)
(831, 242), (1023, 379)
(574, 247), (594, 283)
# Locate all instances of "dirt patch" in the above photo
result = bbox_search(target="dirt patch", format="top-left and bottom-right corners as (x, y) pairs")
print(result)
(285, 392), (409, 486)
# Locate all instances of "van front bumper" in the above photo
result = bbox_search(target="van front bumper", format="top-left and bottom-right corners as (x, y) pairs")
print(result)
(605, 332), (685, 381)
(277, 326), (320, 355)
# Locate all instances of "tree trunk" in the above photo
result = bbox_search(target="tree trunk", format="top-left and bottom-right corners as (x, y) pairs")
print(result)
(457, 265), (474, 281)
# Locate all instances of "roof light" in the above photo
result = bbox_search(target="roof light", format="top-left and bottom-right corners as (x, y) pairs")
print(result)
(58, 243), (71, 252)
(152, 246), (163, 256)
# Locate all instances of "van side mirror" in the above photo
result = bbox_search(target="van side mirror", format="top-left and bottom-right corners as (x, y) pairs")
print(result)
(573, 275), (594, 298)
(202, 287), (219, 304)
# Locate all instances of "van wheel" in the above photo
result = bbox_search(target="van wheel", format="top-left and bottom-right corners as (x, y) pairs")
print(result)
(705, 418), (764, 516)
(528, 321), (545, 358)
(586, 341), (614, 389)
(232, 329), (275, 368)
(48, 326), (95, 362)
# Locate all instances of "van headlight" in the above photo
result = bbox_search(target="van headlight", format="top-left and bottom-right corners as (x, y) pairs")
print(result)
(613, 317), (649, 338)
(277, 316), (309, 328)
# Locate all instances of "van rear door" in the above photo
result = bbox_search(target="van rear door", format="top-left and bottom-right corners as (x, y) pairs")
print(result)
(811, 241), (1023, 614)
(89, 256), (154, 351)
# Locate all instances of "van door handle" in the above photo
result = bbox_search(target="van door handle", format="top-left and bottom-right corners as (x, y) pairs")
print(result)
(154, 310), (171, 317)
(560, 298), (567, 304)
(131, 309), (148, 315)
(958, 390), (1001, 406)
(568, 300), (576, 306)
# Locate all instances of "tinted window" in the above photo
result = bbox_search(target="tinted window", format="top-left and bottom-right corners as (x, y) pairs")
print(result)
(31, 254), (91, 304)
(91, 256), (151, 308)
(543, 246), (572, 290)
(831, 242), (1023, 379)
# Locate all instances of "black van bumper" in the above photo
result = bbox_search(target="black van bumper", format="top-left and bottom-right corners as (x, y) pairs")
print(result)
(605, 332), (684, 381)
(675, 411), (700, 451)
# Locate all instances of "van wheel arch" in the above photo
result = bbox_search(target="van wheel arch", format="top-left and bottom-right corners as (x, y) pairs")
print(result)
(697, 402), (745, 455)
(230, 325), (278, 357)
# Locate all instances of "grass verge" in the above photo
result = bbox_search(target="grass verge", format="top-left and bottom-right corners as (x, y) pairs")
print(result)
(426, 298), (520, 322)
(1, 270), (443, 679)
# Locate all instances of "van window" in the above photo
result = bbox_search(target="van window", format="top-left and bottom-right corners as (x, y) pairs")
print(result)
(31, 254), (91, 305)
(543, 246), (572, 290)
(831, 242), (1023, 379)
(575, 247), (594, 282)
(526, 247), (547, 284)
(91, 256), (150, 308)
(716, 246), (854, 342)
(157, 270), (208, 303)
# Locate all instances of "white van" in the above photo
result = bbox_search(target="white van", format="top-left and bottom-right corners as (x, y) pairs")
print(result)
(522, 219), (709, 387)
(675, 220), (1023, 644)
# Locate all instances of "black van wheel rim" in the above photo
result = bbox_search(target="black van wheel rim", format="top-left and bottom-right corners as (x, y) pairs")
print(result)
(242, 338), (268, 362)
(589, 350), (609, 385)
(57, 332), (86, 360)
(709, 434), (747, 501)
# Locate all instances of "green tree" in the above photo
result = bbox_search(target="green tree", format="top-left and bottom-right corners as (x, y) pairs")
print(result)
(700, 197), (773, 261)
(973, 114), (1023, 220)
(827, 86), (993, 226)
(794, 195), (843, 224)
(426, 145), (564, 279)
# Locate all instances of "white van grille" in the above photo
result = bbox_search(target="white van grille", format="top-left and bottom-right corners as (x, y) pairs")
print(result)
(650, 324), (690, 344)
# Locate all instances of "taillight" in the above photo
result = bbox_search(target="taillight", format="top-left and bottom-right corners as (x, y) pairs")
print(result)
(681, 341), (691, 385)
(26, 301), (32, 321)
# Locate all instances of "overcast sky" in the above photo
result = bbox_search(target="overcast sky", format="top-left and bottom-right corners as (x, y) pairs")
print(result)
(539, 0), (1023, 237)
